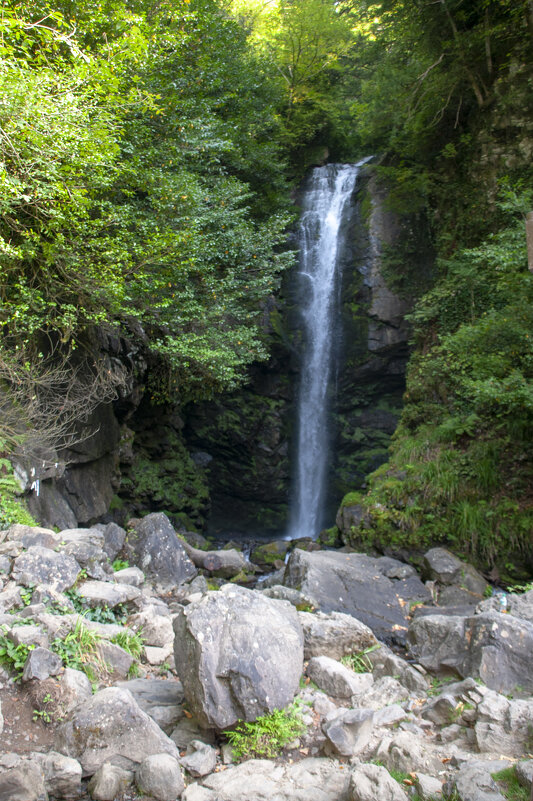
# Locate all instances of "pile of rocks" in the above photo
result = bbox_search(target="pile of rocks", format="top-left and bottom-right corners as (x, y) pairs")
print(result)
(1, 513), (532, 801)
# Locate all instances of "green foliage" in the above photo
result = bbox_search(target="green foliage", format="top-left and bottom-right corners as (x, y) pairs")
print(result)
(341, 644), (380, 673)
(225, 703), (305, 760)
(0, 0), (295, 460)
(62, 588), (127, 624)
(111, 559), (129, 572)
(343, 187), (533, 572)
(0, 626), (33, 679)
(491, 766), (529, 801)
(0, 442), (36, 528)
(110, 629), (144, 660)
(50, 618), (104, 682)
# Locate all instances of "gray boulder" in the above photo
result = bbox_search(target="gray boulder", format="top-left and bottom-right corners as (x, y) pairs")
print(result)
(87, 763), (133, 801)
(349, 762), (408, 801)
(55, 686), (180, 775)
(367, 644), (428, 693)
(298, 610), (377, 660)
(423, 547), (488, 597)
(101, 522), (126, 560)
(453, 759), (508, 801)
(174, 584), (304, 729)
(307, 656), (373, 699)
(322, 708), (375, 757)
(7, 524), (60, 550)
(77, 580), (141, 608)
(181, 757), (350, 801)
(409, 612), (533, 694)
(30, 751), (82, 799)
(0, 762), (48, 801)
(284, 549), (428, 642)
(22, 647), (63, 681)
(128, 513), (196, 586)
(116, 678), (185, 734)
(180, 740), (217, 778)
(12, 547), (80, 592)
(127, 607), (174, 647)
(136, 754), (184, 801)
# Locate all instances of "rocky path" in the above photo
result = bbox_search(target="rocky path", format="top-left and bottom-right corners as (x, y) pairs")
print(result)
(1, 512), (532, 801)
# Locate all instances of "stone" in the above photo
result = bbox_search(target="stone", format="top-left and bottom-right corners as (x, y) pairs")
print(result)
(349, 762), (408, 801)
(180, 740), (217, 778)
(55, 686), (180, 775)
(423, 548), (488, 596)
(515, 760), (533, 788)
(115, 678), (185, 734)
(373, 704), (409, 728)
(261, 585), (316, 608)
(22, 647), (63, 681)
(98, 640), (134, 678)
(145, 643), (173, 666)
(60, 668), (93, 713)
(7, 524), (61, 550)
(136, 754), (184, 801)
(375, 732), (443, 775)
(127, 606), (174, 647)
(8, 624), (49, 650)
(181, 757), (350, 801)
(12, 546), (80, 592)
(415, 773), (443, 800)
(170, 717), (216, 749)
(31, 751), (82, 799)
(284, 549), (427, 642)
(128, 513), (196, 586)
(408, 613), (469, 675)
(87, 763), (133, 801)
(0, 698), (3, 734)
(463, 613), (533, 695)
(101, 522), (126, 560)
(453, 759), (508, 801)
(0, 763), (48, 801)
(113, 566), (144, 586)
(77, 580), (141, 608)
(307, 656), (374, 699)
(367, 644), (429, 692)
(173, 584), (303, 729)
(322, 708), (374, 757)
(298, 611), (378, 660)
(355, 677), (409, 711)
(0, 585), (22, 611)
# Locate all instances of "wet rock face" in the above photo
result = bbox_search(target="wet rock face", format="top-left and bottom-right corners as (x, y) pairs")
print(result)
(184, 360), (292, 536)
(173, 584), (304, 729)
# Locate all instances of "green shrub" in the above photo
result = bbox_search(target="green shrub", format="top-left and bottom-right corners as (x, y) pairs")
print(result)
(225, 703), (305, 760)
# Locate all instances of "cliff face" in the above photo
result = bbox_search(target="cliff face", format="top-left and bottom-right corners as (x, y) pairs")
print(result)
(18, 167), (429, 538)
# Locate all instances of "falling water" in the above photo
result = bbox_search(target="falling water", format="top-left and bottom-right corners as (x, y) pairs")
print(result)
(288, 162), (362, 539)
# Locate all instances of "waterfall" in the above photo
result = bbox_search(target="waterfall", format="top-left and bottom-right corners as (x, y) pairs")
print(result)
(288, 162), (362, 540)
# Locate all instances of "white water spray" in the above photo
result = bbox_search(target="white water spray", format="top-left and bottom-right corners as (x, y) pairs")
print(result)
(288, 162), (362, 539)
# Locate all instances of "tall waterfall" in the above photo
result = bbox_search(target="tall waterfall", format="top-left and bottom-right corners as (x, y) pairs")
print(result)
(288, 162), (362, 540)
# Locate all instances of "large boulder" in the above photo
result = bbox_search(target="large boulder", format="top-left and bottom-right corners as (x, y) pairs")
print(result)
(298, 610), (377, 660)
(409, 612), (533, 694)
(128, 513), (196, 586)
(173, 584), (304, 729)
(55, 686), (180, 775)
(181, 758), (350, 801)
(423, 547), (488, 598)
(12, 546), (80, 592)
(284, 549), (429, 642)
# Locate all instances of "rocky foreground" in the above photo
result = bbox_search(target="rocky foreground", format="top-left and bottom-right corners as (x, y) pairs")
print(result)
(1, 512), (532, 801)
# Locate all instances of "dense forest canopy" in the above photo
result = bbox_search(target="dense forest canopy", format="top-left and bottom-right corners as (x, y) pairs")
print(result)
(1, 0), (532, 573)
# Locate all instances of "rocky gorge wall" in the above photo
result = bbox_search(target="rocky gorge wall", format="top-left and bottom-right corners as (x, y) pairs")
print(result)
(17, 166), (431, 538)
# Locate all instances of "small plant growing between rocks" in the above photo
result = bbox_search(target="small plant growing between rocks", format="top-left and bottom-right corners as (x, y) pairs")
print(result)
(491, 766), (529, 801)
(225, 703), (305, 760)
(341, 644), (380, 673)
(50, 619), (105, 682)
(111, 629), (144, 659)
(112, 558), (129, 572)
(0, 626), (33, 679)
